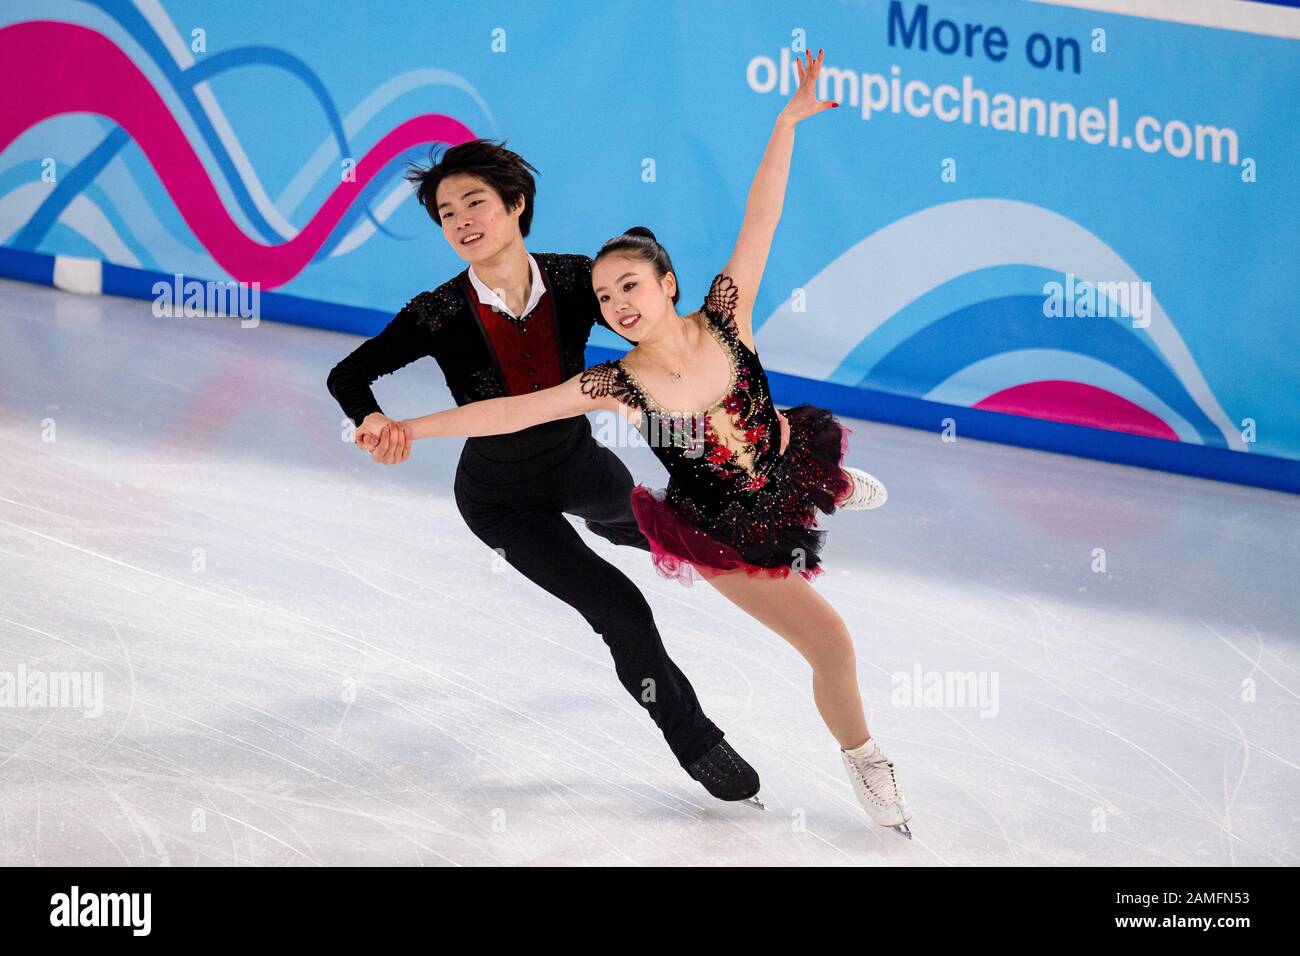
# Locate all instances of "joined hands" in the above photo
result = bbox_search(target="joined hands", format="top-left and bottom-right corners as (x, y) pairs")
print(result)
(355, 413), (412, 465)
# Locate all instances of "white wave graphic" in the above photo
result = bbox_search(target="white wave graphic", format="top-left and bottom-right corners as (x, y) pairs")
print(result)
(138, 0), (494, 244)
(278, 68), (498, 220)
(2, 2), (493, 262)
(756, 198), (1244, 451)
(0, 181), (139, 266)
(0, 0), (267, 241)
(138, 0), (491, 247)
(135, 0), (304, 240)
(329, 179), (417, 257)
(94, 147), (217, 271)
(1, 109), (243, 275)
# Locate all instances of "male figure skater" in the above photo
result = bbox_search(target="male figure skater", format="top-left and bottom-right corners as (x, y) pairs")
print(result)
(327, 139), (760, 803)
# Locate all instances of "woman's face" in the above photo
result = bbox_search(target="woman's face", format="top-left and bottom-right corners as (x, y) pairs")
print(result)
(435, 172), (523, 264)
(592, 253), (677, 342)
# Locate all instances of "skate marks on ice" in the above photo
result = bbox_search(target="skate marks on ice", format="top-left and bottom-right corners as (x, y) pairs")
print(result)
(0, 280), (1296, 864)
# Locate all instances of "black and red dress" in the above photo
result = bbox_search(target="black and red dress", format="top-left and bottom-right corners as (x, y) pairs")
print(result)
(579, 273), (854, 586)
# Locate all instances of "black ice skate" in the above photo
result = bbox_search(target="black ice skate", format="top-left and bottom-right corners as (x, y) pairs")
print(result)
(687, 739), (765, 809)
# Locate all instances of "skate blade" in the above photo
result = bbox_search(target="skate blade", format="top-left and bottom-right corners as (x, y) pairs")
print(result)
(859, 488), (887, 510)
(890, 822), (913, 840)
(741, 794), (767, 811)
(842, 495), (886, 511)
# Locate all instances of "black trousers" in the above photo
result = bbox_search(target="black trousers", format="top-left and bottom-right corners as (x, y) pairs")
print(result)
(452, 416), (725, 769)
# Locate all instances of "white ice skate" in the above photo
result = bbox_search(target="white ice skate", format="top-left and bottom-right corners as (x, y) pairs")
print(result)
(841, 736), (912, 839)
(837, 467), (887, 510)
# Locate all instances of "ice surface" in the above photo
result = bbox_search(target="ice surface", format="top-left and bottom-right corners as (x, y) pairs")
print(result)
(0, 278), (1296, 865)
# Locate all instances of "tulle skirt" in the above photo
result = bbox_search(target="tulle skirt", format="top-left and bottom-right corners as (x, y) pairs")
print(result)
(630, 404), (853, 587)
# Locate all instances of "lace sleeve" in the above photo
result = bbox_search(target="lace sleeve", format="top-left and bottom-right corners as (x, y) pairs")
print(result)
(579, 360), (637, 407)
(701, 273), (740, 337)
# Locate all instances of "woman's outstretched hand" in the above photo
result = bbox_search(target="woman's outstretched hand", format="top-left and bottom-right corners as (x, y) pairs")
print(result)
(780, 47), (838, 125)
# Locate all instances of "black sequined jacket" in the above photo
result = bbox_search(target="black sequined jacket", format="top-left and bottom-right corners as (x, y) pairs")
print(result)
(326, 252), (601, 429)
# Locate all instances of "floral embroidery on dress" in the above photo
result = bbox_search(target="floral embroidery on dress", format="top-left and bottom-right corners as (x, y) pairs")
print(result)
(691, 319), (769, 479)
(617, 266), (853, 587)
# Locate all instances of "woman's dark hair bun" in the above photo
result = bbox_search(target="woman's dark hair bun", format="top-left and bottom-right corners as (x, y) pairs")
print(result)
(594, 224), (679, 307)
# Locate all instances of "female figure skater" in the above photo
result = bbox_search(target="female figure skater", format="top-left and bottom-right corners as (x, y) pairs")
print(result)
(386, 48), (911, 837)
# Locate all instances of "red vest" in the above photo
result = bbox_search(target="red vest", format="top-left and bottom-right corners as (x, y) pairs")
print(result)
(464, 279), (564, 395)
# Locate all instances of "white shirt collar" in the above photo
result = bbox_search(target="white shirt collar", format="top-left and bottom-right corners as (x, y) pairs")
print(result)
(467, 252), (545, 320)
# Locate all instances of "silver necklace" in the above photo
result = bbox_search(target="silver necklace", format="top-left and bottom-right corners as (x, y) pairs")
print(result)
(647, 333), (690, 381)
(646, 354), (687, 381)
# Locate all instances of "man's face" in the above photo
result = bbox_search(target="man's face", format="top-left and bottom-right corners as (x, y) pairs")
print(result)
(434, 173), (524, 264)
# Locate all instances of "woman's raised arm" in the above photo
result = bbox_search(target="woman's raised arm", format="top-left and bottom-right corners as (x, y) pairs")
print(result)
(723, 47), (837, 340)
(400, 370), (625, 440)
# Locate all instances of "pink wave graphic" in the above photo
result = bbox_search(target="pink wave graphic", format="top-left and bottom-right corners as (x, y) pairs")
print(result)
(0, 20), (476, 287)
(973, 380), (1180, 441)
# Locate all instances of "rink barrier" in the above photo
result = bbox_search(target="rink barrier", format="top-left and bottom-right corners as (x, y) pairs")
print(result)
(2, 249), (1296, 496)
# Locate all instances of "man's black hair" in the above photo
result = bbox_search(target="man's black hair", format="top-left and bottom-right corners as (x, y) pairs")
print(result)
(404, 138), (539, 237)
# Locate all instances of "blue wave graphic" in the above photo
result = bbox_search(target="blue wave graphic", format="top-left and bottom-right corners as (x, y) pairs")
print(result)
(14, 0), (391, 254)
(864, 294), (1228, 449)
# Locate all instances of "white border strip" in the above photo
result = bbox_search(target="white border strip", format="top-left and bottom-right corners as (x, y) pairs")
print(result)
(1029, 0), (1300, 39)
